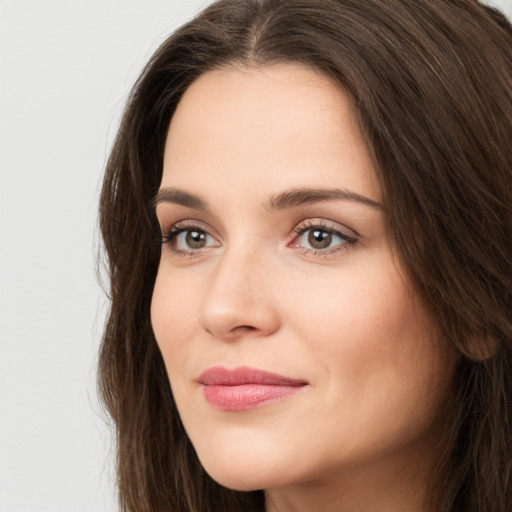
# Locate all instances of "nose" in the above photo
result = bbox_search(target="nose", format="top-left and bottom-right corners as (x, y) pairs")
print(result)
(198, 247), (280, 341)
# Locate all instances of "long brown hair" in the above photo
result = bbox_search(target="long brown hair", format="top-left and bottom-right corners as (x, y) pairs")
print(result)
(98, 1), (512, 510)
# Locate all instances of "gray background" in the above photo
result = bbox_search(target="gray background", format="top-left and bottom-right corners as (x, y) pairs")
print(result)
(1, 0), (510, 510)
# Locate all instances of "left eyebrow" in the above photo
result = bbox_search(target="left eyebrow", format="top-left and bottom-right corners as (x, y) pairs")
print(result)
(265, 187), (383, 211)
(152, 187), (209, 211)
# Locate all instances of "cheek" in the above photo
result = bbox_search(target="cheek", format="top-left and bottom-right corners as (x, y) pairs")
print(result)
(278, 256), (454, 422)
(281, 255), (415, 361)
(151, 270), (199, 371)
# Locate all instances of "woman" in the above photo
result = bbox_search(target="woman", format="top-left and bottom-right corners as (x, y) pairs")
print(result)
(98, 1), (512, 511)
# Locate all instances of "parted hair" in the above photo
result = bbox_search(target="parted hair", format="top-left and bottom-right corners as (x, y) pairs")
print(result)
(98, 1), (512, 511)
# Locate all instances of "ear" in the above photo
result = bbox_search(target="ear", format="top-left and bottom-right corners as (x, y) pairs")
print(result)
(460, 335), (498, 361)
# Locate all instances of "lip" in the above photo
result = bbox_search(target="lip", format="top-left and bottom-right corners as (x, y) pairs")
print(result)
(197, 366), (309, 411)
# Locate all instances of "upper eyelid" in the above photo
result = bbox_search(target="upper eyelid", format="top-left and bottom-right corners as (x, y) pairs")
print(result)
(155, 205), (223, 235)
(160, 218), (353, 234)
(159, 218), (356, 235)
(160, 219), (218, 236)
(293, 226), (351, 239)
(291, 225), (357, 250)
(292, 218), (358, 239)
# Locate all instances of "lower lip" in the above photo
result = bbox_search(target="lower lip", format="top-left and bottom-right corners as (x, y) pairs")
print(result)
(202, 384), (306, 411)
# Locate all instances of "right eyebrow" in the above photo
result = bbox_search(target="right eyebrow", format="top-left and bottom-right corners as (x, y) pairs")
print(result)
(152, 187), (209, 211)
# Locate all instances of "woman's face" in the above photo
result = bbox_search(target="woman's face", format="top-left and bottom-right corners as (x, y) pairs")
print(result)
(151, 64), (456, 495)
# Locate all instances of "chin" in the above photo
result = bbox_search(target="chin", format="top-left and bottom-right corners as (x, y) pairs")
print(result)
(202, 462), (273, 491)
(196, 443), (295, 491)
(208, 472), (266, 492)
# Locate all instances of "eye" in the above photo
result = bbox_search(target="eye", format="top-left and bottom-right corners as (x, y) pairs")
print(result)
(173, 229), (215, 250)
(289, 221), (357, 255)
(300, 228), (339, 250)
(161, 222), (220, 254)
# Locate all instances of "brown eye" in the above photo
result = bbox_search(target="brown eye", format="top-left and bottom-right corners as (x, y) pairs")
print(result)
(185, 230), (207, 249)
(162, 225), (219, 253)
(308, 229), (332, 249)
(292, 224), (355, 254)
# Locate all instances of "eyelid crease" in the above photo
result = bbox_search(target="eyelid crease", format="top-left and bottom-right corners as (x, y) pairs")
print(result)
(290, 218), (359, 240)
(159, 220), (220, 243)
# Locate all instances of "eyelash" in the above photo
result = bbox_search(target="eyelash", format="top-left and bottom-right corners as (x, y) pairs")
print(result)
(159, 220), (217, 258)
(159, 219), (358, 258)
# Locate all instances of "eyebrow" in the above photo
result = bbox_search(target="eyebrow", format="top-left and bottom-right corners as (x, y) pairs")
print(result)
(153, 187), (209, 210)
(153, 186), (383, 211)
(266, 187), (383, 211)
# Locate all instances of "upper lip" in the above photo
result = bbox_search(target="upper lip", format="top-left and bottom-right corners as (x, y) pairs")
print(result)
(197, 366), (308, 386)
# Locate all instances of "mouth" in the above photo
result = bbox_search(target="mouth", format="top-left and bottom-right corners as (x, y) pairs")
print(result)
(197, 366), (309, 411)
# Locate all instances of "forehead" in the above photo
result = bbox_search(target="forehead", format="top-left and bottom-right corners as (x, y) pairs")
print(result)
(162, 63), (380, 203)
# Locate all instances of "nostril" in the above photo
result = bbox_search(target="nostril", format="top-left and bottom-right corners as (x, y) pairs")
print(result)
(234, 325), (257, 333)
(203, 325), (257, 337)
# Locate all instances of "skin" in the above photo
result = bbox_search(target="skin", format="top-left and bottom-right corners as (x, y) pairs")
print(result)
(151, 63), (457, 512)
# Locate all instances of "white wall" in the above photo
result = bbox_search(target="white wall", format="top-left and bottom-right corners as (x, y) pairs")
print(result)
(490, 0), (512, 17)
(0, 0), (510, 510)
(0, 2), (209, 511)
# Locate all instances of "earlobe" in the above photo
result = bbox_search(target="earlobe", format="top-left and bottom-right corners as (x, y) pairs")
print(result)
(460, 335), (498, 361)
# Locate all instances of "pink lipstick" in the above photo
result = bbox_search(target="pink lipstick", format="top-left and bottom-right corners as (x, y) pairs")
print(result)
(197, 366), (308, 411)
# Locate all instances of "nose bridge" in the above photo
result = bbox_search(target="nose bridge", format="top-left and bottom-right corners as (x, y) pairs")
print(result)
(199, 238), (279, 339)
